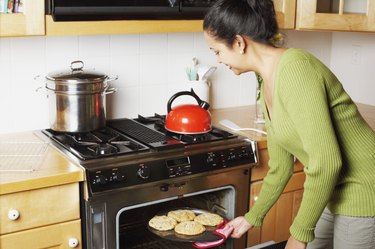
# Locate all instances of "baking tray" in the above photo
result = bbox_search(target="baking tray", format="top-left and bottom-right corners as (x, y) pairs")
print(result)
(148, 207), (225, 243)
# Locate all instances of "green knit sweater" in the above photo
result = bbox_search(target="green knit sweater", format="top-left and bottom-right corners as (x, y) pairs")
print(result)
(244, 48), (375, 243)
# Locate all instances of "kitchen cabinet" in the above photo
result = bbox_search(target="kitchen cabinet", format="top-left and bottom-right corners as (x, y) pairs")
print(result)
(274, 0), (297, 29)
(45, 17), (204, 36)
(45, 0), (295, 36)
(247, 148), (305, 246)
(0, 0), (45, 37)
(1, 0), (375, 37)
(0, 132), (84, 249)
(296, 0), (375, 32)
(0, 183), (82, 249)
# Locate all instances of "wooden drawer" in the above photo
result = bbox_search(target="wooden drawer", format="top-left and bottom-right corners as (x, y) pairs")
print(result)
(0, 219), (82, 249)
(0, 183), (80, 235)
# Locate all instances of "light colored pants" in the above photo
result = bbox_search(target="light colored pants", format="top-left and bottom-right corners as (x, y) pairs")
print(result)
(307, 208), (375, 249)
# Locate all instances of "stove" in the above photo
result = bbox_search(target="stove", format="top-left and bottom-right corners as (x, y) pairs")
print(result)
(41, 114), (257, 196)
(40, 114), (258, 249)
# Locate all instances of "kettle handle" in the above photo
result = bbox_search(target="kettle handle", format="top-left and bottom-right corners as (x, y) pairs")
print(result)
(167, 88), (210, 113)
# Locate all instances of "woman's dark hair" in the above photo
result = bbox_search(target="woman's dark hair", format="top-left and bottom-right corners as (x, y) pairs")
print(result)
(203, 0), (280, 47)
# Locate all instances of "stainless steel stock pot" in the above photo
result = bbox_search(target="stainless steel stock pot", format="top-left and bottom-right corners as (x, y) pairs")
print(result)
(45, 60), (117, 133)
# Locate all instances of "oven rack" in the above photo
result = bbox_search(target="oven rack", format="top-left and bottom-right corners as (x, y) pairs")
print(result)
(0, 141), (49, 172)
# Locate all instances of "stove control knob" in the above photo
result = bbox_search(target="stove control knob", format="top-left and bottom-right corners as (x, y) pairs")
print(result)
(137, 165), (151, 179)
(206, 153), (218, 167)
(97, 175), (108, 185)
(239, 149), (250, 159)
(112, 172), (125, 183)
(228, 152), (236, 161)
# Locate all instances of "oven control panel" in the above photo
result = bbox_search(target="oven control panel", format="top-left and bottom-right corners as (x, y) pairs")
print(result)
(87, 141), (257, 194)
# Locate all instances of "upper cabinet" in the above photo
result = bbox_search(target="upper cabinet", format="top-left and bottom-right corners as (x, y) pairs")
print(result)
(274, 0), (297, 29)
(45, 17), (203, 36)
(1, 0), (374, 37)
(0, 0), (45, 37)
(46, 0), (297, 36)
(296, 0), (375, 32)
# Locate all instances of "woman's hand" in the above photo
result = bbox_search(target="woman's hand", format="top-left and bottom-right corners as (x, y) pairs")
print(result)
(226, 216), (253, 238)
(285, 236), (307, 249)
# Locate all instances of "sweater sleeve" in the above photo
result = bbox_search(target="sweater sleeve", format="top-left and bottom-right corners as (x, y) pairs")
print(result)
(245, 130), (295, 226)
(278, 59), (342, 242)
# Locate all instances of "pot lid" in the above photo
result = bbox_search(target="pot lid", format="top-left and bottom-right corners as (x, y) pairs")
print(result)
(46, 60), (108, 83)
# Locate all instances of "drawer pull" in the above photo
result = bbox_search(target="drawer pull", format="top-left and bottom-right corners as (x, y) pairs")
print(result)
(68, 238), (79, 248)
(8, 209), (20, 220)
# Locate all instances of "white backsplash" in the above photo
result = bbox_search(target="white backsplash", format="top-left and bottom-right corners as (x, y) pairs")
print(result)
(0, 30), (374, 134)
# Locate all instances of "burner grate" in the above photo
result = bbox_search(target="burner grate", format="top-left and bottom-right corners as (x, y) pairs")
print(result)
(108, 119), (185, 150)
(109, 119), (167, 144)
(41, 128), (149, 160)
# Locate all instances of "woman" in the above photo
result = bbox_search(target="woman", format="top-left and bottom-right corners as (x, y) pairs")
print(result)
(203, 0), (375, 249)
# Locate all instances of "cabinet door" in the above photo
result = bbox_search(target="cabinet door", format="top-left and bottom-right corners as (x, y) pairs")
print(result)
(247, 171), (305, 247)
(296, 0), (375, 32)
(0, 0), (45, 37)
(274, 0), (297, 29)
(0, 183), (80, 234)
(0, 219), (82, 249)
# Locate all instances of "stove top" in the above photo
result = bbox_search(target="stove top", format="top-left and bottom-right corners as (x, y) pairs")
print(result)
(109, 114), (237, 150)
(42, 114), (237, 161)
(41, 114), (258, 195)
(42, 127), (149, 160)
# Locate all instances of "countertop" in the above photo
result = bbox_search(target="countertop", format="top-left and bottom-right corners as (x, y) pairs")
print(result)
(1, 103), (374, 195)
(0, 132), (84, 195)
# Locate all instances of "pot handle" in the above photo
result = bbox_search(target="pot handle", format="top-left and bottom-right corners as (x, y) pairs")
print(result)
(34, 75), (45, 93)
(107, 75), (119, 83)
(167, 88), (210, 113)
(104, 87), (117, 95)
(70, 60), (84, 72)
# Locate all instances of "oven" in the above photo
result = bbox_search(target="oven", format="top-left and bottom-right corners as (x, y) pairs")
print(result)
(40, 114), (258, 249)
(86, 166), (250, 249)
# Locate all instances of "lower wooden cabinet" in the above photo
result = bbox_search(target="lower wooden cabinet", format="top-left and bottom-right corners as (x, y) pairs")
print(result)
(0, 220), (81, 249)
(247, 149), (305, 247)
(0, 182), (82, 249)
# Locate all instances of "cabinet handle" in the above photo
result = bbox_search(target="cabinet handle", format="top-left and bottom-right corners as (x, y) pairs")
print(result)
(8, 209), (20, 220)
(68, 238), (79, 248)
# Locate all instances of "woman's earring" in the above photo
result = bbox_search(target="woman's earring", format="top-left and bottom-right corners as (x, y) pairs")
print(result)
(240, 50), (244, 54)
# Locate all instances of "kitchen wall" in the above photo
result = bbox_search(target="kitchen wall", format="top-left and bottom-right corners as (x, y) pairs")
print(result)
(0, 30), (374, 134)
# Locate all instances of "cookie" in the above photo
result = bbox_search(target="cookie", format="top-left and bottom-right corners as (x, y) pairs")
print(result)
(194, 212), (224, 226)
(174, 221), (206, 235)
(148, 215), (178, 231)
(167, 209), (196, 222)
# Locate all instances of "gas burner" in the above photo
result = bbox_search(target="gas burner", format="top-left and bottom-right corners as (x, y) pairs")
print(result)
(136, 113), (165, 124)
(88, 143), (119, 155)
(170, 132), (211, 143)
(41, 128), (149, 160)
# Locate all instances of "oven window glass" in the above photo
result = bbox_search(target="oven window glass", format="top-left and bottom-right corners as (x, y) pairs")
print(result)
(118, 186), (234, 249)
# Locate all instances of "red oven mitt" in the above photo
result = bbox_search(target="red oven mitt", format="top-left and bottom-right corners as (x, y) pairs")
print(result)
(192, 221), (234, 249)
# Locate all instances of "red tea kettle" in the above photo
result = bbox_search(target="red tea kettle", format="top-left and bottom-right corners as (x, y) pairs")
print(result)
(165, 89), (212, 134)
